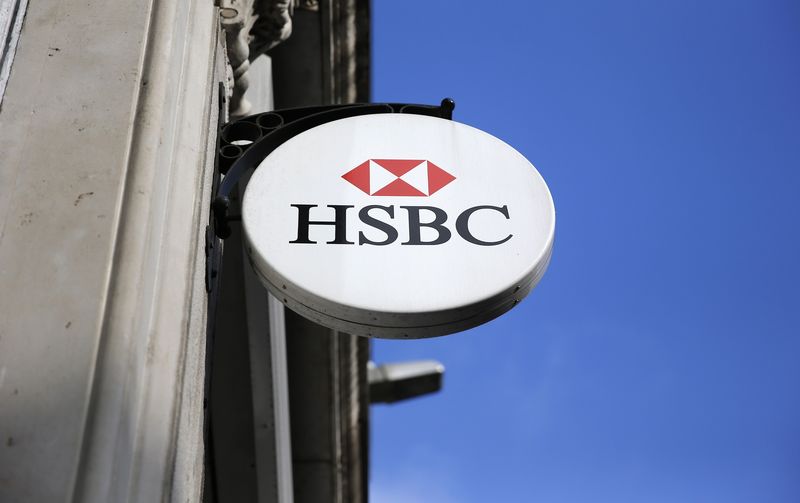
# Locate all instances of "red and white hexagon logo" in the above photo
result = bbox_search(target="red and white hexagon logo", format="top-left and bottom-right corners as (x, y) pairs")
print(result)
(342, 159), (456, 196)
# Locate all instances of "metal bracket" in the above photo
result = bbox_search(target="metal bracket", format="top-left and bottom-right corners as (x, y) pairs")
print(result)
(211, 97), (456, 239)
(206, 83), (227, 293)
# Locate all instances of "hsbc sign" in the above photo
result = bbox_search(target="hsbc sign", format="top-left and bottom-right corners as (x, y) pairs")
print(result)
(242, 114), (555, 338)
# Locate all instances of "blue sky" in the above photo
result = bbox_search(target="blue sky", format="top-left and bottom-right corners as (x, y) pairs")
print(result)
(369, 1), (800, 502)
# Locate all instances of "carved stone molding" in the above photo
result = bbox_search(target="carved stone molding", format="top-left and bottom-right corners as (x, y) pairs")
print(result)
(220, 0), (292, 116)
(250, 0), (293, 56)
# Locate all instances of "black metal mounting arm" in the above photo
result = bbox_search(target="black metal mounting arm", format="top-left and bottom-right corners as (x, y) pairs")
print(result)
(211, 98), (456, 239)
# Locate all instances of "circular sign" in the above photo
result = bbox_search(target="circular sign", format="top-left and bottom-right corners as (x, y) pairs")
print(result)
(242, 114), (555, 338)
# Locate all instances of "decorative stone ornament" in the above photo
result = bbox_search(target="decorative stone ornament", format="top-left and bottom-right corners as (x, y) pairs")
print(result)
(236, 111), (555, 338)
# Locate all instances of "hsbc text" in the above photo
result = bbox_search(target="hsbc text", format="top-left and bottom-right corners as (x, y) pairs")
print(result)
(289, 204), (512, 246)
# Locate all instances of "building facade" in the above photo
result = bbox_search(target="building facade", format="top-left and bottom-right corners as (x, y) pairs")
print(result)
(0, 0), (372, 501)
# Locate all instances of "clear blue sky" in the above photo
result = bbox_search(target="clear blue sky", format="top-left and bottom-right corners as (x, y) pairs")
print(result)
(369, 1), (800, 502)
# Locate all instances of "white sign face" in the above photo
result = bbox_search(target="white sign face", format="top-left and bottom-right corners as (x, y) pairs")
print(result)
(242, 114), (555, 338)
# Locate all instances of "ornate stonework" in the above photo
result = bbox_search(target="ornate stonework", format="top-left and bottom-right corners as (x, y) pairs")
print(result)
(220, 0), (293, 116)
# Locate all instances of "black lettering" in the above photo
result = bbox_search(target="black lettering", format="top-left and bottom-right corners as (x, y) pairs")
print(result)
(358, 205), (398, 246)
(289, 204), (354, 244)
(401, 206), (451, 245)
(456, 205), (512, 246)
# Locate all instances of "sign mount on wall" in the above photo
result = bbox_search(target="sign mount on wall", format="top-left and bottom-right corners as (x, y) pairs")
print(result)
(212, 100), (555, 339)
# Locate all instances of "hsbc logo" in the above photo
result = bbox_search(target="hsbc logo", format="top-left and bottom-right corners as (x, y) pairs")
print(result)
(342, 159), (456, 196)
(288, 159), (512, 247)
